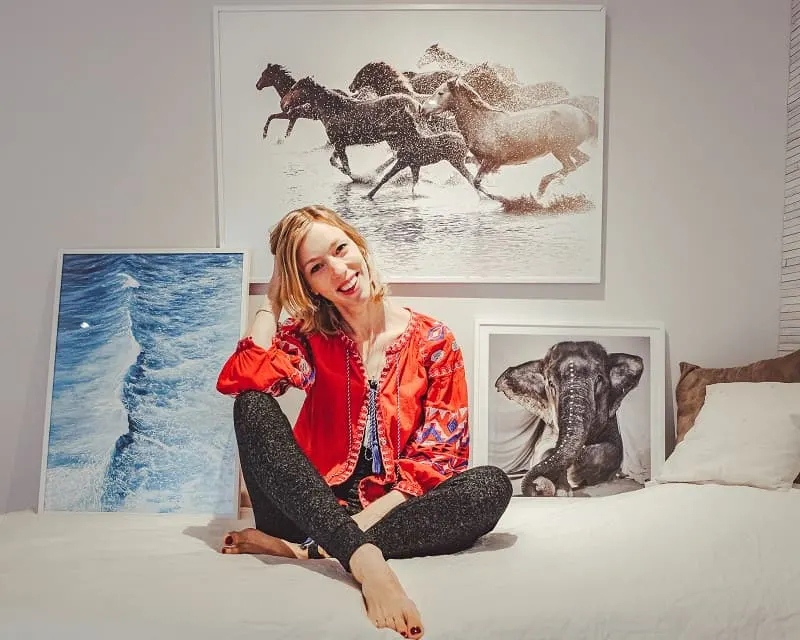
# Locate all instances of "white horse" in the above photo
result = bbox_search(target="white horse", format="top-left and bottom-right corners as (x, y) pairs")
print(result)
(417, 43), (520, 85)
(420, 77), (598, 196)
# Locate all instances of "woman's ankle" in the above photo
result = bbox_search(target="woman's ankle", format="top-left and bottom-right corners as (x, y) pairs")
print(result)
(348, 543), (387, 583)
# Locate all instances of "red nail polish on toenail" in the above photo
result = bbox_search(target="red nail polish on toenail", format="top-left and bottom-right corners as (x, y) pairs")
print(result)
(224, 535), (233, 545)
(410, 627), (420, 635)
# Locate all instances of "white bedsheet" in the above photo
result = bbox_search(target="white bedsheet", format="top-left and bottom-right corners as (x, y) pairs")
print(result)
(2, 482), (800, 639)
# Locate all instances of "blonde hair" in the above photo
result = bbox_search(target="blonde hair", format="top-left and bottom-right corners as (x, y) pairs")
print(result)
(269, 204), (389, 335)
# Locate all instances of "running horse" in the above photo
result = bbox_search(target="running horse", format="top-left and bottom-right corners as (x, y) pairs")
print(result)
(255, 63), (317, 140)
(280, 76), (424, 179)
(420, 77), (598, 196)
(256, 63), (378, 141)
(347, 61), (460, 134)
(366, 127), (497, 201)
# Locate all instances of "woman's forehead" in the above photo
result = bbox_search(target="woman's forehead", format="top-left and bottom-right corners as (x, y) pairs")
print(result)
(298, 222), (347, 256)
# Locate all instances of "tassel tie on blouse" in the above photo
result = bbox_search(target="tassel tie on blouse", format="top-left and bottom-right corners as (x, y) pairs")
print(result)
(364, 379), (383, 475)
(301, 357), (399, 556)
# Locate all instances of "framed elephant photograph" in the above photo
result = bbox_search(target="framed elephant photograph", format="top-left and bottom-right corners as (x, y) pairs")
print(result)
(473, 319), (666, 498)
(213, 3), (606, 284)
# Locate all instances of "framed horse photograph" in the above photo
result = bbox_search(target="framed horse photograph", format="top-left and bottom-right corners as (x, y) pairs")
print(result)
(38, 248), (249, 516)
(472, 318), (667, 498)
(212, 3), (607, 284)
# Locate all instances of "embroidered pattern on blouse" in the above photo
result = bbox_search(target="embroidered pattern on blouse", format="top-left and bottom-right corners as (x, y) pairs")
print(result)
(265, 337), (315, 395)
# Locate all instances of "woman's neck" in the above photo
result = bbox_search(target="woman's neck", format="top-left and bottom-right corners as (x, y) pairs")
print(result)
(340, 298), (389, 344)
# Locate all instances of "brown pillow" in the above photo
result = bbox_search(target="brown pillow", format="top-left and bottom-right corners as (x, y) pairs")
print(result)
(675, 349), (800, 485)
(675, 349), (800, 444)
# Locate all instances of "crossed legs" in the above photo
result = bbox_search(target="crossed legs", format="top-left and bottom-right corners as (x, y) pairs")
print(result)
(227, 390), (511, 561)
(221, 391), (512, 637)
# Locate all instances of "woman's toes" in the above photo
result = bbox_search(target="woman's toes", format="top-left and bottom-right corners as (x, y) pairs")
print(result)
(405, 614), (423, 639)
(223, 530), (246, 546)
(391, 613), (408, 637)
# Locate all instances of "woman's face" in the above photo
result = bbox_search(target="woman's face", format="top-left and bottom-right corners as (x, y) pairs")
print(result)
(296, 222), (371, 308)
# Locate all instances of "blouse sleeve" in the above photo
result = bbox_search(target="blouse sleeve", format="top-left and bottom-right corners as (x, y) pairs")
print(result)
(394, 323), (470, 497)
(216, 317), (315, 397)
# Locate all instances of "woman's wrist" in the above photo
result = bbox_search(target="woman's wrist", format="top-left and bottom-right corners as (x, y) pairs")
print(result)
(256, 297), (281, 317)
(254, 307), (280, 330)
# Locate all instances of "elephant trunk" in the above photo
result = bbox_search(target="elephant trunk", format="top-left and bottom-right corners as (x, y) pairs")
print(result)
(521, 383), (590, 494)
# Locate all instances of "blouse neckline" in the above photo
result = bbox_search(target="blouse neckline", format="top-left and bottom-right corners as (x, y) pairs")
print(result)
(335, 307), (419, 357)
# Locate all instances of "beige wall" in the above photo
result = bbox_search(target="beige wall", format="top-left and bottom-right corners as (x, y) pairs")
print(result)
(0, 0), (790, 513)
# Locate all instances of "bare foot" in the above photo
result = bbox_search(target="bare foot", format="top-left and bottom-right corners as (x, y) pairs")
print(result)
(349, 544), (424, 639)
(220, 528), (329, 559)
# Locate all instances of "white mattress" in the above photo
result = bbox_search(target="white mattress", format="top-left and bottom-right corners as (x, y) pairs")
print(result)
(2, 482), (800, 639)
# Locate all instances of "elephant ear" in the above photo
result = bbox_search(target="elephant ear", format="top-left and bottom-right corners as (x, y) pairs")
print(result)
(496, 358), (549, 419)
(524, 359), (549, 418)
(606, 353), (644, 416)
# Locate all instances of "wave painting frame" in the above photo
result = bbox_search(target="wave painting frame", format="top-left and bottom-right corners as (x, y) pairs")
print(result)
(37, 248), (250, 517)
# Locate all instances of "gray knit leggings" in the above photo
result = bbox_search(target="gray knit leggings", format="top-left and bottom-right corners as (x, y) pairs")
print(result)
(233, 390), (513, 572)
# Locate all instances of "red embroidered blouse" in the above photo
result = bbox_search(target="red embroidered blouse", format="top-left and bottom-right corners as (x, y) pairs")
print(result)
(216, 309), (470, 508)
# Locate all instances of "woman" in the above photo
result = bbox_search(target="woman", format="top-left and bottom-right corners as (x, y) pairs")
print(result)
(216, 204), (512, 639)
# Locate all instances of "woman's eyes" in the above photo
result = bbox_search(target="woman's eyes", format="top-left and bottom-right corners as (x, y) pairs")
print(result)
(309, 242), (348, 275)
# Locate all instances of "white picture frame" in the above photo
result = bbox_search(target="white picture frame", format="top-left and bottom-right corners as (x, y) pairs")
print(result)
(38, 248), (250, 517)
(473, 318), (667, 498)
(212, 3), (607, 284)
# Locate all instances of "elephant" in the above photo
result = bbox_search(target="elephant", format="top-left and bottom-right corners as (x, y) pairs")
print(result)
(494, 340), (644, 497)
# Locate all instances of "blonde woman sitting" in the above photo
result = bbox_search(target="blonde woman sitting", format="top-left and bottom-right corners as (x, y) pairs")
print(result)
(216, 205), (512, 639)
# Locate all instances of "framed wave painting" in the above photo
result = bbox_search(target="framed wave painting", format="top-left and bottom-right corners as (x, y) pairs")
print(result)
(38, 249), (249, 516)
(213, 4), (607, 283)
(473, 319), (666, 498)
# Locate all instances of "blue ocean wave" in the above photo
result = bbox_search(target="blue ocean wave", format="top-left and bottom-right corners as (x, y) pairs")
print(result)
(44, 252), (244, 514)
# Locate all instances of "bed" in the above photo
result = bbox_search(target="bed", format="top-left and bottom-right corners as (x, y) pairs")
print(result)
(2, 353), (800, 639)
(1, 482), (799, 640)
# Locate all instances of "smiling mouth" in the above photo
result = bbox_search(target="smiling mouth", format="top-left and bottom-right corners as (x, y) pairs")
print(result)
(338, 273), (359, 294)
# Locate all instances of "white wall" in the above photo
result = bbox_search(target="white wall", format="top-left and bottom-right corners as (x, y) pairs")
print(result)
(783, 0), (800, 354)
(0, 0), (790, 514)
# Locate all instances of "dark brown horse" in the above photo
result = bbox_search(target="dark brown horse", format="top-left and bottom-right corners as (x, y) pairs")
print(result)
(255, 63), (313, 139)
(366, 127), (496, 200)
(256, 63), (378, 141)
(347, 61), (460, 135)
(280, 76), (424, 179)
(349, 61), (425, 100)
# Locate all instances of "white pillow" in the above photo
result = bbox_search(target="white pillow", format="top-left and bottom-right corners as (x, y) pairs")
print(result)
(653, 382), (800, 490)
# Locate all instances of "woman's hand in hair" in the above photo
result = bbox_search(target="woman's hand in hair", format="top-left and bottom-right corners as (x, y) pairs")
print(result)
(266, 258), (284, 317)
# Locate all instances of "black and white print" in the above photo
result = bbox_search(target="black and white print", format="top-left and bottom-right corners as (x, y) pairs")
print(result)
(213, 5), (606, 283)
(474, 321), (666, 498)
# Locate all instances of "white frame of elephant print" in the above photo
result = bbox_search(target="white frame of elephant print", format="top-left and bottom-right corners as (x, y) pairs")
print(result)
(473, 318), (667, 498)
(212, 3), (607, 284)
